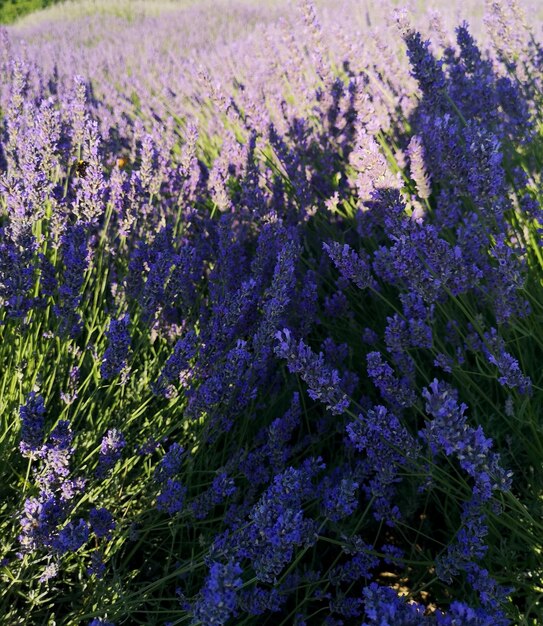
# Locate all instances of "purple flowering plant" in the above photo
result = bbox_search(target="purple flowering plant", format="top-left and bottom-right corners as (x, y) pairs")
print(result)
(0, 0), (542, 625)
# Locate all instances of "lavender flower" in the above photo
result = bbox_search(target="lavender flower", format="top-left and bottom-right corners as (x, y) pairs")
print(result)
(482, 328), (532, 395)
(321, 475), (359, 522)
(239, 460), (323, 583)
(153, 329), (198, 397)
(55, 222), (89, 337)
(89, 507), (115, 539)
(156, 479), (187, 515)
(421, 380), (513, 493)
(53, 519), (89, 554)
(39, 560), (59, 583)
(238, 585), (283, 615)
(155, 442), (185, 481)
(329, 535), (379, 585)
(100, 314), (131, 381)
(19, 392), (46, 456)
(361, 583), (427, 625)
(87, 550), (107, 579)
(191, 560), (243, 626)
(96, 429), (126, 479)
(347, 405), (419, 524)
(19, 495), (64, 553)
(275, 329), (350, 414)
(407, 134), (432, 199)
(18, 418), (86, 555)
(366, 352), (416, 409)
(403, 29), (447, 110)
(323, 241), (376, 290)
(0, 229), (36, 319)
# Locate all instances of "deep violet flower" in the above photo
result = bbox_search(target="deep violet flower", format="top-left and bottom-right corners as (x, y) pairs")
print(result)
(100, 314), (131, 380)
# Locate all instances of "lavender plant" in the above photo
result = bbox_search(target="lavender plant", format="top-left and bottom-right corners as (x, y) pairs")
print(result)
(0, 0), (542, 624)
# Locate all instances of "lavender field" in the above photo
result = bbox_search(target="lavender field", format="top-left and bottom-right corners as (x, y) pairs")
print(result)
(1, 0), (543, 624)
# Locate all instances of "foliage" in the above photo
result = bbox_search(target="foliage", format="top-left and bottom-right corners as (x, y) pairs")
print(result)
(0, 0), (62, 24)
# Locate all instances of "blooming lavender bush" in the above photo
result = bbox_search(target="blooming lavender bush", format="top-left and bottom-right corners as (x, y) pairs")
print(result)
(0, 0), (543, 624)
